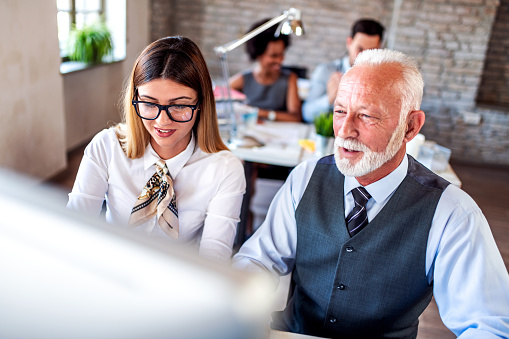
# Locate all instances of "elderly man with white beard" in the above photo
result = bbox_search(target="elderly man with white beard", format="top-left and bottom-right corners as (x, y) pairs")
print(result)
(233, 49), (509, 339)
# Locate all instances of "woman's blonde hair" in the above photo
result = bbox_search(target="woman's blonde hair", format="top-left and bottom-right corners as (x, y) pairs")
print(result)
(116, 36), (228, 158)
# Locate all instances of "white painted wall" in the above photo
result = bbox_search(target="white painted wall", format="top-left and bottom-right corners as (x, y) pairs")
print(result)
(0, 0), (150, 181)
(0, 0), (67, 181)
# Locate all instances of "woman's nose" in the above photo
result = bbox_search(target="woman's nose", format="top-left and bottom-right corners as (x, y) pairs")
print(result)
(157, 109), (174, 125)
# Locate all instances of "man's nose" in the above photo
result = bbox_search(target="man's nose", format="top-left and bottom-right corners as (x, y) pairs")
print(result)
(335, 113), (358, 139)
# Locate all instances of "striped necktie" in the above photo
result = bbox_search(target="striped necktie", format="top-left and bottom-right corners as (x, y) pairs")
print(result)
(346, 187), (371, 237)
(129, 159), (179, 238)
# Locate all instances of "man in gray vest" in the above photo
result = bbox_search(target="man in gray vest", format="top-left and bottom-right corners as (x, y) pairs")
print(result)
(233, 49), (509, 338)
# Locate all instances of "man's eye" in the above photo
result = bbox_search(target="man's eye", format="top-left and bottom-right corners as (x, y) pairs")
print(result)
(334, 110), (346, 115)
(361, 114), (379, 122)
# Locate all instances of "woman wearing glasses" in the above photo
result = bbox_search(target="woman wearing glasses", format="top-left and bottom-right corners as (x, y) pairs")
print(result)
(68, 36), (246, 262)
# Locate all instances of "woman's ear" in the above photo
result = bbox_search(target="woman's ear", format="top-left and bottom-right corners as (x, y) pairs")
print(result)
(404, 110), (425, 144)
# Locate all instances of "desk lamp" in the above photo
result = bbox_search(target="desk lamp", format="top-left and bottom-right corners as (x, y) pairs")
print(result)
(214, 8), (304, 147)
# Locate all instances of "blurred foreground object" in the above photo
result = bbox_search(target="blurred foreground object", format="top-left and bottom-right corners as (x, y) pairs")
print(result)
(0, 169), (271, 339)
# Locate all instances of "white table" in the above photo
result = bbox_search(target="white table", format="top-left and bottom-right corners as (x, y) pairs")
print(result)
(231, 121), (312, 167)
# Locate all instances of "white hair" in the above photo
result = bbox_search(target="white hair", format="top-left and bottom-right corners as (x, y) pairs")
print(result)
(353, 49), (423, 120)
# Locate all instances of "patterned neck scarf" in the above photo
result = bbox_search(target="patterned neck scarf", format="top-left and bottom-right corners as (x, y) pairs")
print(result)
(129, 159), (179, 238)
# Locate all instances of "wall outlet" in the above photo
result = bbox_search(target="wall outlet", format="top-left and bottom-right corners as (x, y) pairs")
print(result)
(461, 111), (482, 125)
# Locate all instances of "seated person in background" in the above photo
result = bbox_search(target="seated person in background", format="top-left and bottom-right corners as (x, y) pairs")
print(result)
(234, 49), (509, 338)
(230, 18), (302, 122)
(67, 36), (246, 262)
(302, 18), (384, 123)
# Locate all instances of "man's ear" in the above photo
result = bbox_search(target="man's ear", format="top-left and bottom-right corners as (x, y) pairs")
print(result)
(346, 37), (352, 48)
(404, 110), (425, 144)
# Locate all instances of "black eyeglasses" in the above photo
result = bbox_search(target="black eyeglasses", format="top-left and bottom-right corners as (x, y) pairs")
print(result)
(132, 91), (200, 122)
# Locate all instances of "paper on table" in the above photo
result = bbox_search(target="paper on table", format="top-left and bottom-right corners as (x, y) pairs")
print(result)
(298, 139), (315, 153)
(243, 122), (307, 146)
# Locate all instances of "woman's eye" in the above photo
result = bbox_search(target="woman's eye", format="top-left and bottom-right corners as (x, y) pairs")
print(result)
(171, 105), (188, 112)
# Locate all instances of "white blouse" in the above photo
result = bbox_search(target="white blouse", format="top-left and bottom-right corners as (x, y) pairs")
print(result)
(68, 128), (246, 261)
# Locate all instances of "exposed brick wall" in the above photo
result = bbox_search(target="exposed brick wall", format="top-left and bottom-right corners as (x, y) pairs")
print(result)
(451, 107), (509, 163)
(477, 0), (509, 107)
(150, 0), (175, 41)
(390, 0), (509, 165)
(151, 0), (509, 166)
(151, 0), (394, 80)
(394, 1), (496, 113)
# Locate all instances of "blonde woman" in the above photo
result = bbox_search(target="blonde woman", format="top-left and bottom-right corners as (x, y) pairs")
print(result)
(68, 36), (246, 261)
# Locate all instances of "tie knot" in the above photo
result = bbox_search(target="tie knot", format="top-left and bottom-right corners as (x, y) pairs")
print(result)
(155, 160), (168, 175)
(351, 187), (371, 206)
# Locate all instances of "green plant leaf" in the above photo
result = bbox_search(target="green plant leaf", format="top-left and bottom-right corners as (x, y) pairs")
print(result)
(67, 20), (113, 64)
(314, 112), (334, 137)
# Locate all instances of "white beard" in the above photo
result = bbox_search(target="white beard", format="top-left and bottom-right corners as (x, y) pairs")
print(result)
(334, 122), (406, 177)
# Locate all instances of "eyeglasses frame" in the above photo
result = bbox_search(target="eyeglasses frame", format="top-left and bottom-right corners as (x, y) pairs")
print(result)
(132, 90), (200, 123)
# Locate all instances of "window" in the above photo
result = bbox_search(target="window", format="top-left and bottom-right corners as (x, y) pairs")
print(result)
(57, 0), (126, 73)
(57, 0), (105, 58)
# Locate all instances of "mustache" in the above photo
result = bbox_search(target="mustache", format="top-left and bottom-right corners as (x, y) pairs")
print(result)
(334, 137), (371, 153)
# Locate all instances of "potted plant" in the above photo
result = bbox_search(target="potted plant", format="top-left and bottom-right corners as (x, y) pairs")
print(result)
(314, 112), (334, 156)
(68, 21), (113, 64)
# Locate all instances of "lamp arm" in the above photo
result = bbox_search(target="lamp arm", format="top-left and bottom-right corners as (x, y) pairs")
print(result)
(214, 12), (288, 55)
(213, 8), (302, 145)
(213, 11), (289, 144)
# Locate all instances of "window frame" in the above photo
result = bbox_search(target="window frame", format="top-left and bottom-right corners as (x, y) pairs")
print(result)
(57, 0), (126, 74)
(57, 0), (106, 60)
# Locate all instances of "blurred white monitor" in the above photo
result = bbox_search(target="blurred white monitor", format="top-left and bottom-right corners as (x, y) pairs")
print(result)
(0, 169), (270, 339)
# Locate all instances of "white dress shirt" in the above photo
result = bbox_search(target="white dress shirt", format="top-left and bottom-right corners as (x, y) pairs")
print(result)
(302, 55), (351, 123)
(233, 155), (509, 338)
(68, 128), (246, 262)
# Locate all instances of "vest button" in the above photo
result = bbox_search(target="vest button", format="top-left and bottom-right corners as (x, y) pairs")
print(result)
(346, 246), (354, 252)
(329, 317), (337, 323)
(337, 284), (346, 290)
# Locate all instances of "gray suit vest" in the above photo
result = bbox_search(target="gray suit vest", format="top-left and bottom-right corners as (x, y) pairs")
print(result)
(272, 155), (449, 338)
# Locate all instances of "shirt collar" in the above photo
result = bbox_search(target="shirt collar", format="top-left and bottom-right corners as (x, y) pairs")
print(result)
(344, 155), (408, 203)
(341, 55), (352, 72)
(144, 133), (196, 178)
